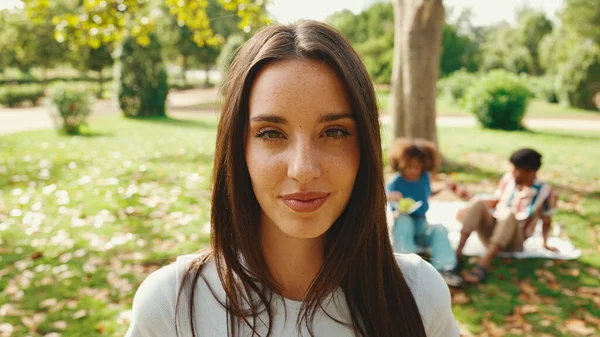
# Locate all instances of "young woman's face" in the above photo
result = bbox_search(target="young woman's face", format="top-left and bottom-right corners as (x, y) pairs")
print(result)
(245, 58), (360, 240)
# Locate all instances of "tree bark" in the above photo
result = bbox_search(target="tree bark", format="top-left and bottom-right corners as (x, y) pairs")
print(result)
(181, 55), (189, 86)
(204, 63), (211, 87)
(98, 68), (104, 99)
(392, 0), (406, 140)
(392, 0), (444, 145)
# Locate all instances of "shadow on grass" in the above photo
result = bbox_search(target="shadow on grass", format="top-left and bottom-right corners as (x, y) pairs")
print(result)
(170, 102), (221, 112)
(523, 129), (600, 141)
(440, 159), (499, 182)
(127, 116), (217, 129)
(60, 131), (114, 138)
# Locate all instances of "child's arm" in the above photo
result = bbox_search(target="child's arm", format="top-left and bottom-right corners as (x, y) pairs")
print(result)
(387, 191), (403, 202)
(386, 175), (403, 202)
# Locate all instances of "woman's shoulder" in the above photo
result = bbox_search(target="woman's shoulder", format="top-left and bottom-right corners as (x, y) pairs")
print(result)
(393, 253), (442, 295)
(133, 255), (209, 297)
(393, 253), (460, 337)
(125, 254), (216, 337)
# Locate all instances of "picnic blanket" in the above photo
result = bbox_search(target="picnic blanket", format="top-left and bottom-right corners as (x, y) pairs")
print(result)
(388, 201), (582, 260)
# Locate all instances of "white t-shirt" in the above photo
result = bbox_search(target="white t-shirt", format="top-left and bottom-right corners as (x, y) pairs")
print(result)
(125, 253), (459, 337)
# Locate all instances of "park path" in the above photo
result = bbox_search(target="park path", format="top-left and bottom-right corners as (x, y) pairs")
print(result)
(0, 88), (219, 135)
(2, 87), (600, 135)
(379, 115), (600, 131)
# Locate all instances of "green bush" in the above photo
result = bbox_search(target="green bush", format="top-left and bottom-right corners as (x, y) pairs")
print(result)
(116, 33), (168, 118)
(437, 69), (477, 105)
(46, 84), (94, 135)
(0, 76), (113, 86)
(0, 85), (45, 107)
(463, 70), (534, 130)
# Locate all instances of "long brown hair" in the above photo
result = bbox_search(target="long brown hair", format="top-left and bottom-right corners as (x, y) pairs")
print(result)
(176, 21), (427, 337)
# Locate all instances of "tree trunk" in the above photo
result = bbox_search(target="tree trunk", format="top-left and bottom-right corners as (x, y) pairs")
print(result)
(204, 63), (211, 87)
(392, 0), (444, 145)
(98, 68), (104, 99)
(392, 0), (405, 140)
(181, 55), (189, 86)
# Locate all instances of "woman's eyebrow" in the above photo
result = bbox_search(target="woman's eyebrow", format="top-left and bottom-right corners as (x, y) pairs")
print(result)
(319, 112), (354, 123)
(250, 115), (287, 124)
(249, 112), (354, 124)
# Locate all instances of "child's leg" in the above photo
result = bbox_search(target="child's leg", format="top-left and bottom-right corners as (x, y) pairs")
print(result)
(457, 199), (495, 258)
(464, 211), (523, 283)
(423, 223), (458, 271)
(415, 218), (463, 287)
(393, 214), (418, 253)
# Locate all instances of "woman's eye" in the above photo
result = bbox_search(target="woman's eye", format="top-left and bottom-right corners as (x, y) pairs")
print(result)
(323, 128), (351, 139)
(255, 129), (285, 140)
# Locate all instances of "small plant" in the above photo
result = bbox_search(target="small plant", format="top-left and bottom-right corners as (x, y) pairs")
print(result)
(463, 70), (534, 130)
(46, 84), (94, 135)
(0, 85), (45, 107)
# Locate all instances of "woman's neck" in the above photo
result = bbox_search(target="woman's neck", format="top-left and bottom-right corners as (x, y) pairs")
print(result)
(260, 214), (325, 301)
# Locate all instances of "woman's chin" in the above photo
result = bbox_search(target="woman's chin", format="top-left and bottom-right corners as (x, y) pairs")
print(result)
(275, 217), (332, 240)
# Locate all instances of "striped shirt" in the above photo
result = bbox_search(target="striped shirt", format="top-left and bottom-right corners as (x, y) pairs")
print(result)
(494, 172), (555, 238)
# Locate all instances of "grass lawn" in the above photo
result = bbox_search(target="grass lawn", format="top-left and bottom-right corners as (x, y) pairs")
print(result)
(376, 87), (600, 120)
(1, 115), (599, 336)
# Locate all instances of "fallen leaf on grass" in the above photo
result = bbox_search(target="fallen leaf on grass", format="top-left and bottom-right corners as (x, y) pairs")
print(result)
(521, 304), (538, 314)
(53, 321), (67, 330)
(451, 291), (470, 305)
(0, 323), (14, 337)
(586, 267), (600, 279)
(566, 319), (595, 336)
(40, 298), (58, 308)
(482, 319), (506, 337)
(21, 313), (45, 331)
(582, 312), (600, 328)
(519, 280), (537, 296)
(536, 269), (557, 283)
(72, 309), (87, 319)
(559, 268), (581, 277)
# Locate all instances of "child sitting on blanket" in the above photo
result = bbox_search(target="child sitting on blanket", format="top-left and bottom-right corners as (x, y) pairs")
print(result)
(452, 148), (558, 284)
(386, 138), (463, 287)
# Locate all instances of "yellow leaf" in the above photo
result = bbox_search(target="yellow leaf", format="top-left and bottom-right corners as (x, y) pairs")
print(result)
(89, 38), (101, 49)
(136, 35), (151, 47)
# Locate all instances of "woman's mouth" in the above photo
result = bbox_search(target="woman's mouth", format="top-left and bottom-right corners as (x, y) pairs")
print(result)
(280, 192), (330, 213)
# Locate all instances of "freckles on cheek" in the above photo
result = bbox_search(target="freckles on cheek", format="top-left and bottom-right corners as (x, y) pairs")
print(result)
(247, 145), (285, 186)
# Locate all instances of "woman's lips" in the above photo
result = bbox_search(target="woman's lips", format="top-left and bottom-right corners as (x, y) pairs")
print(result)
(280, 192), (330, 213)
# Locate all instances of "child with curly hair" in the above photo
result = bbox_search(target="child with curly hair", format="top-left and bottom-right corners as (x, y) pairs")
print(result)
(387, 138), (462, 287)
